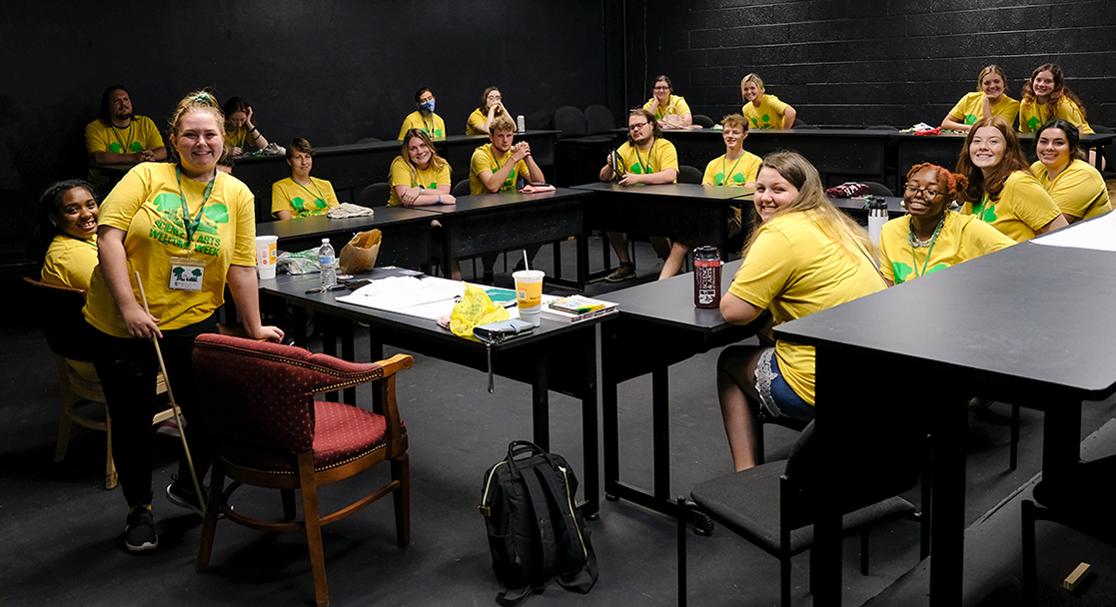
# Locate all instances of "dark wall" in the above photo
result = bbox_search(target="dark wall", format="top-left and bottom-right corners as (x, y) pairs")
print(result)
(625, 0), (1116, 128)
(0, 0), (614, 249)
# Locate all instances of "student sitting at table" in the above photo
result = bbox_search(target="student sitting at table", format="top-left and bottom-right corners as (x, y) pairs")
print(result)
(717, 151), (885, 472)
(940, 64), (1020, 132)
(956, 117), (1068, 241)
(469, 115), (546, 282)
(34, 179), (101, 292)
(85, 85), (167, 185)
(465, 86), (510, 136)
(879, 163), (1015, 286)
(740, 73), (797, 130)
(1030, 119), (1111, 224)
(598, 109), (679, 282)
(223, 96), (270, 156)
(642, 74), (693, 129)
(1019, 63), (1094, 135)
(271, 137), (340, 220)
(658, 114), (760, 280)
(390, 128), (459, 277)
(397, 87), (446, 141)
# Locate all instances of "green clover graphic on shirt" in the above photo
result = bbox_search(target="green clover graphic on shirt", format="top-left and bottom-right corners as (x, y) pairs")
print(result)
(502, 169), (518, 190)
(292, 196), (327, 214)
(761, 114), (771, 125)
(750, 117), (759, 127)
(629, 163), (646, 175)
(108, 142), (144, 154)
(1027, 116), (1041, 131)
(892, 261), (949, 284)
(971, 199), (998, 223)
(714, 172), (746, 186)
(965, 114), (978, 125)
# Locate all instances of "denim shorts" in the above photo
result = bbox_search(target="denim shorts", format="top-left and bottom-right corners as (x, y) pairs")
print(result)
(753, 348), (814, 422)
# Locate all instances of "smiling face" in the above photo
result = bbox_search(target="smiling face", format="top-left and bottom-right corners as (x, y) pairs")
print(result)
(753, 166), (799, 222)
(741, 81), (762, 103)
(172, 110), (224, 176)
(1036, 127), (1072, 171)
(1032, 70), (1056, 99)
(980, 72), (1005, 101)
(55, 186), (99, 240)
(289, 149), (313, 179)
(903, 167), (947, 221)
(653, 79), (671, 102)
(968, 125), (1006, 171)
(722, 125), (745, 152)
(406, 135), (433, 167)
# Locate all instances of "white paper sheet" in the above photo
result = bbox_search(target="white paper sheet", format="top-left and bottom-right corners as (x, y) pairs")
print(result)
(336, 276), (464, 318)
(1032, 212), (1116, 251)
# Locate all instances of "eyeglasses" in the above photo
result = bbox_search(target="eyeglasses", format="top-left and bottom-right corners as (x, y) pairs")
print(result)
(653, 85), (670, 90)
(903, 184), (941, 198)
(628, 122), (649, 131)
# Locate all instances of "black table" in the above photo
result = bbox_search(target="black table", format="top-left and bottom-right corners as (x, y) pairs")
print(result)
(255, 206), (440, 270)
(418, 188), (589, 288)
(895, 131), (1115, 182)
(775, 240), (1116, 605)
(259, 271), (608, 515)
(236, 130), (560, 219)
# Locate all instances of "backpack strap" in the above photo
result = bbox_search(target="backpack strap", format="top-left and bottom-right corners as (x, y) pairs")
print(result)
(533, 463), (599, 594)
(522, 462), (558, 578)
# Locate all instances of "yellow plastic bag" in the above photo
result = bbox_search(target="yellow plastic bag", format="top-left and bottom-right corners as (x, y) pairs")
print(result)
(449, 284), (510, 337)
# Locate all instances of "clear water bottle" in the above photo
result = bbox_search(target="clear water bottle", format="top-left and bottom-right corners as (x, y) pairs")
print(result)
(318, 238), (337, 290)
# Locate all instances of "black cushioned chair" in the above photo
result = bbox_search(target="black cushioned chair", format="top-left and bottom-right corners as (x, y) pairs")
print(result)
(692, 114), (715, 128)
(451, 179), (471, 197)
(554, 106), (588, 138)
(355, 182), (391, 208)
(585, 104), (615, 134)
(677, 165), (703, 185)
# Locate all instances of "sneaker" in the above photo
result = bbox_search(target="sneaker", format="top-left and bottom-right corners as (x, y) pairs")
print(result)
(124, 505), (158, 552)
(166, 477), (206, 517)
(605, 263), (635, 283)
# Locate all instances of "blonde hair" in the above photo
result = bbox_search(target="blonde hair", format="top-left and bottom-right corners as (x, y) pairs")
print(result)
(743, 151), (876, 265)
(740, 73), (765, 98)
(975, 64), (1007, 91)
(168, 90), (225, 140)
(399, 128), (448, 173)
(490, 115), (516, 134)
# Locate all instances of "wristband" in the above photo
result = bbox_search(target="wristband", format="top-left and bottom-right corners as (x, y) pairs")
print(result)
(437, 194), (443, 204)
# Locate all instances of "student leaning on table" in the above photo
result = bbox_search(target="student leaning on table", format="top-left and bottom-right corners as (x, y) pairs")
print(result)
(34, 179), (101, 292)
(740, 73), (796, 130)
(940, 64), (1020, 132)
(658, 113), (760, 280)
(956, 116), (1068, 242)
(1019, 63), (1094, 135)
(390, 129), (461, 277)
(1030, 119), (1111, 224)
(642, 74), (692, 129)
(465, 86), (510, 136)
(271, 137), (340, 220)
(82, 90), (284, 553)
(717, 151), (885, 472)
(879, 163), (1015, 286)
(397, 87), (446, 141)
(222, 96), (270, 156)
(598, 108), (679, 282)
(85, 85), (167, 185)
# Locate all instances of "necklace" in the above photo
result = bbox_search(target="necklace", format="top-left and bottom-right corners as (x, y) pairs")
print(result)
(908, 214), (945, 248)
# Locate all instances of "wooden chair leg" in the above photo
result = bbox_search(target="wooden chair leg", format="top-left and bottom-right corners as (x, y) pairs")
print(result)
(281, 489), (296, 522)
(197, 464), (225, 571)
(299, 455), (329, 607)
(391, 455), (410, 547)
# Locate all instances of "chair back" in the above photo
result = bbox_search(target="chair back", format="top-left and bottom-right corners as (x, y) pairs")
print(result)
(21, 277), (92, 361)
(554, 106), (588, 138)
(678, 165), (703, 184)
(192, 334), (388, 457)
(585, 104), (615, 134)
(356, 182), (391, 208)
(862, 181), (894, 197)
(692, 114), (715, 128)
(452, 179), (471, 196)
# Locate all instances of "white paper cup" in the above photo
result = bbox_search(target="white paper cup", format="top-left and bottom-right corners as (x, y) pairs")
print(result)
(512, 269), (545, 326)
(255, 235), (278, 280)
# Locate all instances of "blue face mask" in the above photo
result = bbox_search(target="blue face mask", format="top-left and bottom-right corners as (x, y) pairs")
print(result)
(420, 100), (436, 113)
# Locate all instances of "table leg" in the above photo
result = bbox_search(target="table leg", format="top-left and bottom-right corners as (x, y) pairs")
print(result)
(577, 231), (589, 292)
(602, 336), (620, 499)
(928, 395), (968, 606)
(1038, 398), (1082, 491)
(652, 364), (670, 501)
(580, 327), (600, 517)
(811, 345), (843, 606)
(532, 356), (550, 450)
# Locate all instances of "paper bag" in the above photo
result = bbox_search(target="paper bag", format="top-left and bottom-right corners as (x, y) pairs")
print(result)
(338, 229), (381, 274)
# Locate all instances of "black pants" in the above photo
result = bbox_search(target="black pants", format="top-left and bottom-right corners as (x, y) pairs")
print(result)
(90, 316), (217, 508)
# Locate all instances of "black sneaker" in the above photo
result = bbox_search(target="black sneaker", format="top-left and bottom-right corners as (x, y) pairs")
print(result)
(166, 477), (206, 517)
(124, 505), (158, 552)
(605, 263), (636, 283)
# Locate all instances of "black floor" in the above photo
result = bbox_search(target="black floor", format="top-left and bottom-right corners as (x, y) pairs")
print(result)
(4, 238), (1116, 606)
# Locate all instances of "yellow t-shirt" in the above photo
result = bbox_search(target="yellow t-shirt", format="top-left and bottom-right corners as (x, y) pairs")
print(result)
(702, 151), (762, 187)
(465, 108), (492, 136)
(946, 92), (1020, 128)
(728, 211), (885, 404)
(469, 143), (530, 195)
(387, 156), (453, 207)
(42, 234), (99, 292)
(878, 211), (1015, 284)
(1030, 159), (1112, 221)
(961, 170), (1063, 242)
(1019, 96), (1094, 134)
(84, 115), (164, 156)
(613, 138), (679, 179)
(397, 111), (447, 141)
(225, 126), (252, 151)
(83, 163), (256, 337)
(270, 177), (340, 218)
(742, 94), (791, 130)
(642, 95), (691, 121)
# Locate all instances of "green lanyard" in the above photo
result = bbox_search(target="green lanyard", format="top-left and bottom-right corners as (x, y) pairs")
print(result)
(175, 166), (215, 247)
(110, 122), (135, 153)
(908, 215), (945, 279)
(294, 178), (326, 203)
(721, 154), (743, 185)
(633, 140), (653, 174)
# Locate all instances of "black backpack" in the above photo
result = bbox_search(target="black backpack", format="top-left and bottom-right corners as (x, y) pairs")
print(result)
(479, 441), (598, 606)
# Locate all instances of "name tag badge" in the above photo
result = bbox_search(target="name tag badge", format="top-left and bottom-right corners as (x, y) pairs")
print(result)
(169, 257), (205, 291)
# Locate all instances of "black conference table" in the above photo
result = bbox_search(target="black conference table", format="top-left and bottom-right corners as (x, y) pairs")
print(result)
(235, 130), (560, 219)
(775, 239), (1116, 605)
(256, 206), (439, 270)
(258, 270), (610, 516)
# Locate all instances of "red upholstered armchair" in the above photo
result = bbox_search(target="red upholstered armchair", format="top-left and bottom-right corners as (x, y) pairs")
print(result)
(192, 333), (413, 607)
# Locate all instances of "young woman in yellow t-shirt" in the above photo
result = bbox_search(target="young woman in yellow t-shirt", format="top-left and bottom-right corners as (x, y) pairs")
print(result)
(465, 86), (510, 136)
(1019, 64), (1093, 135)
(34, 179), (101, 292)
(397, 87), (446, 141)
(717, 152), (885, 471)
(740, 73), (797, 130)
(84, 90), (284, 552)
(956, 117), (1068, 242)
(642, 74), (693, 129)
(1031, 119), (1111, 223)
(222, 96), (269, 156)
(941, 64), (1020, 132)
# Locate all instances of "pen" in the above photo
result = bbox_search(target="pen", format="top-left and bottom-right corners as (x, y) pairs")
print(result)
(305, 285), (348, 294)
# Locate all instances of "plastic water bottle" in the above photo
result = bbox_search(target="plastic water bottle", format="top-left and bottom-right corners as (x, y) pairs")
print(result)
(516, 114), (526, 133)
(318, 238), (337, 290)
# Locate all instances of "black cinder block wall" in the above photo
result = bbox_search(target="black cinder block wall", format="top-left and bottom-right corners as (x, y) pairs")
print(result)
(624, 0), (1116, 128)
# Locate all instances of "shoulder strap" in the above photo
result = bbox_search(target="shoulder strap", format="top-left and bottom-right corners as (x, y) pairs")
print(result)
(533, 461), (599, 593)
(522, 462), (557, 578)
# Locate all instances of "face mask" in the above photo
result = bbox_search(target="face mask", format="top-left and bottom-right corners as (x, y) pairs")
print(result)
(420, 100), (436, 113)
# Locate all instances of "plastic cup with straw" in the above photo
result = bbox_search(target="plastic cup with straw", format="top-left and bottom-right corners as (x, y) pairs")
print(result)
(512, 251), (544, 326)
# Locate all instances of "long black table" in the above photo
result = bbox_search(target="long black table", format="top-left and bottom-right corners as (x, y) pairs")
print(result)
(775, 239), (1116, 605)
(256, 206), (440, 270)
(259, 271), (609, 516)
(237, 130), (560, 219)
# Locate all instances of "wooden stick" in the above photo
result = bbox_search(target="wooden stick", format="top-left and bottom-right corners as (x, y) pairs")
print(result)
(1063, 562), (1091, 592)
(135, 271), (205, 515)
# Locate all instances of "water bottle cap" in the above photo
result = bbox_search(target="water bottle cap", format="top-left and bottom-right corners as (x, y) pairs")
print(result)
(322, 238), (330, 243)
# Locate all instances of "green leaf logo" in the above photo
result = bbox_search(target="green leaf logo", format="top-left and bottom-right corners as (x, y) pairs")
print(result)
(292, 196), (307, 211)
(203, 203), (228, 224)
(965, 114), (978, 125)
(761, 114), (771, 124)
(1027, 116), (1041, 131)
(732, 172), (745, 184)
(153, 193), (180, 214)
(892, 262), (914, 284)
(428, 181), (438, 189)
(925, 263), (949, 276)
(629, 163), (645, 175)
(130, 142), (143, 152)
(714, 171), (725, 185)
(108, 142), (124, 153)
